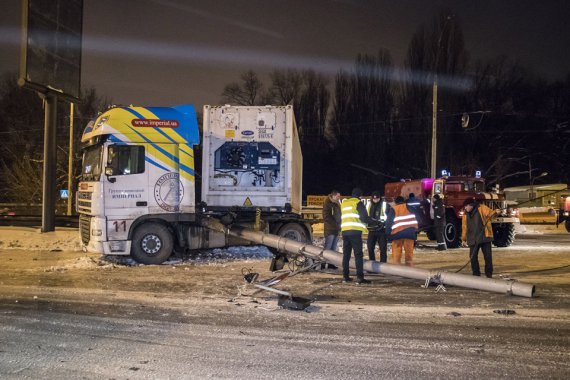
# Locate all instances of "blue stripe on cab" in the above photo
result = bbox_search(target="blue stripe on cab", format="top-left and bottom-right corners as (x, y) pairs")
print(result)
(145, 156), (170, 172)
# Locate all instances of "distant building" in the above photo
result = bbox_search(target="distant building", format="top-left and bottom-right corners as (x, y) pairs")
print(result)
(503, 183), (568, 208)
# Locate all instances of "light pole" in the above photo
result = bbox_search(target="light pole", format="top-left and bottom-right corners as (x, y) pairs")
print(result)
(430, 15), (452, 179)
(530, 171), (548, 202)
(431, 75), (438, 178)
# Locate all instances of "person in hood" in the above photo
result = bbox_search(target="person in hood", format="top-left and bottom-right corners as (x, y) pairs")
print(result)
(461, 197), (498, 278)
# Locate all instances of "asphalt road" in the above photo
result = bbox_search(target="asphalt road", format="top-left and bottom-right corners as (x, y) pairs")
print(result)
(1, 300), (568, 379)
(0, 230), (568, 379)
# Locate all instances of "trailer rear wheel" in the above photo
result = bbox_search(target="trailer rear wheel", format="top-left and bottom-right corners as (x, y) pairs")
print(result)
(277, 223), (310, 243)
(492, 223), (516, 247)
(268, 223), (310, 260)
(131, 223), (173, 264)
(444, 215), (461, 248)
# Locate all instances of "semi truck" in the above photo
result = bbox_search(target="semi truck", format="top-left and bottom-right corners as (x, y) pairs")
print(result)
(384, 175), (520, 248)
(77, 104), (311, 264)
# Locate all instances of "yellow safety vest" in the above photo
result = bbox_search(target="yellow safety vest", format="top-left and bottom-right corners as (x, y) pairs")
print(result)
(341, 197), (367, 232)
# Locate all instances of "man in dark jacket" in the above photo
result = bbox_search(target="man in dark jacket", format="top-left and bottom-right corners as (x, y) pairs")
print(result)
(432, 194), (447, 251)
(341, 187), (375, 284)
(461, 198), (497, 278)
(322, 189), (341, 251)
(366, 191), (389, 262)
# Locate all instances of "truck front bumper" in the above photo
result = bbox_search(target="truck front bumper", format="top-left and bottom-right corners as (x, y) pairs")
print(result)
(82, 215), (131, 255)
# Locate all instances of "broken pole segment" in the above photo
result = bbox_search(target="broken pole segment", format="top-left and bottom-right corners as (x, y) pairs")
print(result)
(203, 219), (536, 298)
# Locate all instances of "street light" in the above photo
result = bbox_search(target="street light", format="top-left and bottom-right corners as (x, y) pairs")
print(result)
(530, 171), (548, 202)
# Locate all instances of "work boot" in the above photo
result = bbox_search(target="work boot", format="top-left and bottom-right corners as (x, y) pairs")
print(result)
(356, 278), (371, 285)
(342, 277), (353, 283)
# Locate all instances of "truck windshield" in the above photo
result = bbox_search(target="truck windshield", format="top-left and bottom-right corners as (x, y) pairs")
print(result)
(81, 145), (103, 181)
(473, 181), (485, 192)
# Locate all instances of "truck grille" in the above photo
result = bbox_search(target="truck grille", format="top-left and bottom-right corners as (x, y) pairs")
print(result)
(79, 215), (91, 245)
(77, 192), (92, 214)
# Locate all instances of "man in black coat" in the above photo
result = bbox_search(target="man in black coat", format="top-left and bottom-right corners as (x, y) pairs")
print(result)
(432, 194), (447, 251)
(366, 191), (389, 262)
(322, 189), (341, 251)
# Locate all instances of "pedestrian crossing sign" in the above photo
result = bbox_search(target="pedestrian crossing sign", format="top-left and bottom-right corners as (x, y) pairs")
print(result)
(60, 189), (69, 199)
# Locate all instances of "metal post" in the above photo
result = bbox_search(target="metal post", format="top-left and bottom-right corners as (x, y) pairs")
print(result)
(430, 79), (438, 178)
(42, 93), (57, 232)
(67, 102), (74, 216)
(529, 160), (533, 201)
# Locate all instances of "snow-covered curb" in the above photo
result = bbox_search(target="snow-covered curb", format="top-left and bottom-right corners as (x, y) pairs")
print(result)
(0, 227), (82, 252)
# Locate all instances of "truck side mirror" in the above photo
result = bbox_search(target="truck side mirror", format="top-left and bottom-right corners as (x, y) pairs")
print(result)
(105, 166), (116, 183)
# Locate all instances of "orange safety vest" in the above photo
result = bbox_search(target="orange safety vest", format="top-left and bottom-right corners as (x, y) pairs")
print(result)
(390, 203), (418, 236)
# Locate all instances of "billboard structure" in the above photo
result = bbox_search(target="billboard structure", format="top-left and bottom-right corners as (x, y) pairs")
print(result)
(19, 0), (83, 100)
(19, 0), (83, 231)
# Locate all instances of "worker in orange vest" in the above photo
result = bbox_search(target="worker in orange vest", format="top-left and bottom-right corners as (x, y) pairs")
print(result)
(385, 196), (418, 266)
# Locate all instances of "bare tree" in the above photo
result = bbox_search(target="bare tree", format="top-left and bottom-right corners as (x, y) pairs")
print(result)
(0, 74), (110, 205)
(330, 50), (395, 191)
(297, 70), (330, 143)
(221, 70), (264, 105)
(269, 69), (303, 105)
(398, 10), (469, 178)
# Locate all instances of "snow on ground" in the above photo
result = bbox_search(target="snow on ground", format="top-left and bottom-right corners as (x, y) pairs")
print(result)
(0, 227), (81, 252)
(0, 226), (274, 266)
(103, 245), (275, 267)
(0, 224), (566, 267)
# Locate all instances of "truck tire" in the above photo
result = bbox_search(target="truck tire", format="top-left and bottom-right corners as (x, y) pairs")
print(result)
(444, 215), (462, 248)
(492, 223), (516, 247)
(268, 223), (310, 256)
(131, 223), (174, 264)
(277, 223), (310, 243)
(565, 220), (570, 233)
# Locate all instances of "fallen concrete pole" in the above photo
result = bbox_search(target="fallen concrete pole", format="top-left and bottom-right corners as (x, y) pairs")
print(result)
(207, 221), (536, 298)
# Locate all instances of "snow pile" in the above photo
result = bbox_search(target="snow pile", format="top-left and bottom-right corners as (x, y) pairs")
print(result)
(185, 245), (274, 263)
(98, 245), (274, 267)
(44, 256), (103, 272)
(0, 227), (81, 252)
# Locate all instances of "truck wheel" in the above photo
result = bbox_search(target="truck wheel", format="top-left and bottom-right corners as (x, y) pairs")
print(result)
(277, 223), (310, 243)
(131, 223), (173, 264)
(268, 223), (310, 256)
(493, 223), (516, 247)
(444, 216), (461, 248)
(565, 220), (570, 233)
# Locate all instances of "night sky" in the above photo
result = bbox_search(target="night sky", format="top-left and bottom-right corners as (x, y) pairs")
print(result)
(1, 0), (569, 107)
